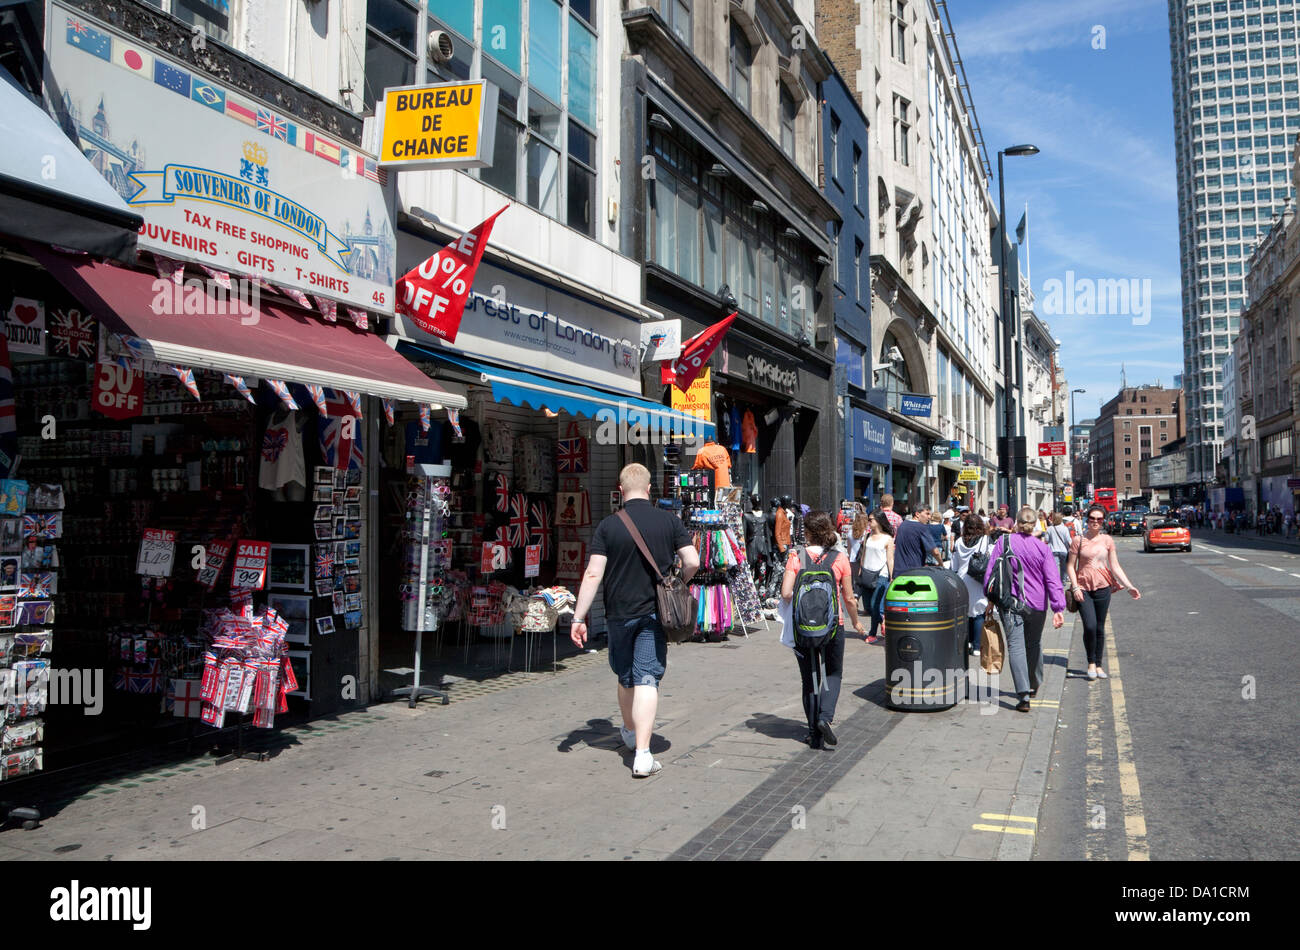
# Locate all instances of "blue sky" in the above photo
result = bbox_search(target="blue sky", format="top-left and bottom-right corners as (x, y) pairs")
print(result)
(946, 0), (1181, 425)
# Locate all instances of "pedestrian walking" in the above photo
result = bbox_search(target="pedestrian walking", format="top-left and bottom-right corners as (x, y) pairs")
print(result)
(847, 510), (871, 603)
(1065, 503), (1141, 682)
(858, 511), (895, 644)
(780, 511), (866, 749)
(988, 503), (1015, 534)
(894, 504), (941, 575)
(570, 463), (700, 777)
(1044, 511), (1073, 585)
(951, 515), (992, 656)
(983, 506), (1066, 712)
(879, 492), (903, 534)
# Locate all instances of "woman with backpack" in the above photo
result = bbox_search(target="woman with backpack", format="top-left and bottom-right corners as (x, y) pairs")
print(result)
(1044, 512), (1074, 586)
(858, 511), (895, 644)
(781, 511), (867, 749)
(951, 515), (992, 657)
(1066, 504), (1142, 681)
(983, 506), (1066, 713)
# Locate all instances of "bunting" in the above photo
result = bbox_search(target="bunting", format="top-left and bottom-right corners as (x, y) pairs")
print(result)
(313, 295), (338, 323)
(224, 373), (257, 404)
(419, 405), (430, 433)
(266, 379), (299, 411)
(304, 384), (328, 416)
(347, 308), (369, 330)
(171, 365), (201, 401)
(382, 399), (395, 425)
(342, 390), (363, 417)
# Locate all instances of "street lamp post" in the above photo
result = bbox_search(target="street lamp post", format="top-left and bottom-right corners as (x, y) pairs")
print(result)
(997, 144), (1039, 511)
(1071, 387), (1086, 503)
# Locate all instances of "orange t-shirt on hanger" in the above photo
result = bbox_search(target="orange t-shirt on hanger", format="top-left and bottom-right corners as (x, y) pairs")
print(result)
(741, 410), (758, 453)
(692, 440), (733, 488)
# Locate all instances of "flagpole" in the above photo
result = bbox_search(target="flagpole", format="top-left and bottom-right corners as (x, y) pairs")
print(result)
(1024, 203), (1030, 287)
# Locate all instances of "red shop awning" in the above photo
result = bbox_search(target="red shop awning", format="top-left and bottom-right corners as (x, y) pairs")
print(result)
(31, 247), (465, 408)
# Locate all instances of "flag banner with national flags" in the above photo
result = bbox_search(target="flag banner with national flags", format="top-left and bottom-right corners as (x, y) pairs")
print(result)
(395, 207), (507, 344)
(662, 312), (736, 390)
(319, 390), (364, 470)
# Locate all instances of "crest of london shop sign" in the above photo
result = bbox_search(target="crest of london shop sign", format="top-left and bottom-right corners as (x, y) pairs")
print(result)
(392, 240), (641, 396)
(49, 4), (395, 314)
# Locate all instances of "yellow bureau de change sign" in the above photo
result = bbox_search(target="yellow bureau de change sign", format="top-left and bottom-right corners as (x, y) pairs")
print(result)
(379, 80), (498, 170)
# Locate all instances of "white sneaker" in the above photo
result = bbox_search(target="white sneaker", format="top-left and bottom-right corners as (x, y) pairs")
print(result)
(620, 726), (636, 750)
(1096, 669), (1109, 679)
(632, 751), (662, 777)
(971, 649), (980, 657)
(1087, 669), (1098, 680)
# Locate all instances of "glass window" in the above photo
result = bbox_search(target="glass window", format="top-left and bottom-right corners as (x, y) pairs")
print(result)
(527, 138), (561, 217)
(730, 23), (752, 109)
(853, 144), (862, 206)
(702, 198), (723, 294)
(483, 0), (523, 73)
(528, 90), (562, 146)
(371, 0), (420, 50)
(364, 30), (416, 112)
(428, 0), (474, 40)
(780, 86), (797, 159)
(567, 160), (596, 238)
(529, 0), (563, 104)
(568, 16), (597, 128)
(482, 108), (522, 197)
(675, 176), (700, 284)
(666, 0), (692, 46)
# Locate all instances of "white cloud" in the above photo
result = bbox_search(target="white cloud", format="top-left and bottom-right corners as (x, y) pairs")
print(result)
(954, 0), (1164, 58)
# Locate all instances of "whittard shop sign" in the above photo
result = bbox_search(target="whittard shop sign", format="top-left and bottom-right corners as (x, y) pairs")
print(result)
(393, 235), (640, 395)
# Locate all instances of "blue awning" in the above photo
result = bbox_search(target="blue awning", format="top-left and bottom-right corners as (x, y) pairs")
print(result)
(397, 342), (714, 438)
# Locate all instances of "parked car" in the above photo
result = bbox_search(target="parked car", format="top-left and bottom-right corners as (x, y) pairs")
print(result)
(1145, 519), (1192, 552)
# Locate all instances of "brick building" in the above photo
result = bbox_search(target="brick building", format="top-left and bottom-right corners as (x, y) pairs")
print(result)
(1090, 385), (1186, 504)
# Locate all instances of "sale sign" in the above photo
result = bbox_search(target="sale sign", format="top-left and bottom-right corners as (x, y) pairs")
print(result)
(395, 206), (506, 344)
(661, 312), (736, 390)
(524, 543), (541, 578)
(197, 539), (231, 591)
(93, 362), (143, 419)
(137, 528), (177, 577)
(232, 540), (270, 590)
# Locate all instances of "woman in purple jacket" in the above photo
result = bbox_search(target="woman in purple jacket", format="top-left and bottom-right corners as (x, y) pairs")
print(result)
(984, 506), (1066, 712)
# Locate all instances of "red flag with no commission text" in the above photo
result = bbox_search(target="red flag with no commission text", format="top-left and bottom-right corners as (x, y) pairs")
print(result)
(395, 206), (508, 344)
(662, 311), (737, 391)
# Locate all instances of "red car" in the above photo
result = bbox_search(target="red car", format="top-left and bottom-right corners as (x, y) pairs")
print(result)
(1144, 519), (1191, 552)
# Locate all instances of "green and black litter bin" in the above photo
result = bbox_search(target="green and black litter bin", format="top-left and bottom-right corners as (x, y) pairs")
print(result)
(883, 567), (969, 710)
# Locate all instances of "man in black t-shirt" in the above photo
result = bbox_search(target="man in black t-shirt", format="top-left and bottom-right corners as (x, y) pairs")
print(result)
(571, 463), (699, 778)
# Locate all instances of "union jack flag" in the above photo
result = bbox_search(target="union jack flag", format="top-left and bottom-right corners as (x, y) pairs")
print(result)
(313, 295), (338, 323)
(318, 391), (364, 470)
(494, 473), (510, 512)
(305, 383), (328, 415)
(47, 308), (97, 359)
(18, 574), (51, 600)
(224, 373), (256, 404)
(557, 432), (588, 474)
(507, 494), (529, 548)
(22, 513), (61, 540)
(257, 108), (288, 140)
(342, 390), (363, 417)
(447, 407), (462, 439)
(315, 550), (333, 580)
(418, 405), (430, 433)
(68, 18), (88, 35)
(129, 661), (163, 694)
(382, 399), (395, 425)
(172, 365), (201, 401)
(266, 379), (299, 411)
(528, 500), (553, 560)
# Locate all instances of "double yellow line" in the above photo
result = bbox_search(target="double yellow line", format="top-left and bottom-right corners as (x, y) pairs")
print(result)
(972, 813), (1036, 836)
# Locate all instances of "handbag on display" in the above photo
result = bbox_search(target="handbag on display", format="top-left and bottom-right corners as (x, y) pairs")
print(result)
(556, 421), (589, 475)
(555, 487), (591, 527)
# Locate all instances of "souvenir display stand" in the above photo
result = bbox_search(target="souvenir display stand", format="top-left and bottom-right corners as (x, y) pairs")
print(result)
(0, 480), (60, 822)
(395, 466), (451, 707)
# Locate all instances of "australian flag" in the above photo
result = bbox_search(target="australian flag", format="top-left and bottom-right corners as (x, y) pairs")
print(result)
(318, 390), (364, 471)
(66, 18), (110, 60)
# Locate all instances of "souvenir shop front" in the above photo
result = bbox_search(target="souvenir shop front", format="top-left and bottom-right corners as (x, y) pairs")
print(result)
(0, 241), (463, 780)
(384, 226), (712, 652)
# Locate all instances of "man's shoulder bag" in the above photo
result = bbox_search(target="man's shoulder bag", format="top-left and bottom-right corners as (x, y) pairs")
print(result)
(617, 509), (698, 643)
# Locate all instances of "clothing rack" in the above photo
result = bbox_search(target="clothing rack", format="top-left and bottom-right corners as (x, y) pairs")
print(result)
(683, 505), (762, 640)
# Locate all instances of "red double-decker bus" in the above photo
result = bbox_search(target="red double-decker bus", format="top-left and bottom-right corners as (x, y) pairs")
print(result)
(1093, 487), (1118, 512)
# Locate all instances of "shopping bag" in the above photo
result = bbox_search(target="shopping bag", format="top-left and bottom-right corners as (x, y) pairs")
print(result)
(981, 612), (1005, 674)
(556, 421), (589, 475)
(555, 540), (587, 581)
(555, 489), (591, 527)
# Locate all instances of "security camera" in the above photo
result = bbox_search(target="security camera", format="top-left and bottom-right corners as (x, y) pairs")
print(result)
(429, 30), (455, 63)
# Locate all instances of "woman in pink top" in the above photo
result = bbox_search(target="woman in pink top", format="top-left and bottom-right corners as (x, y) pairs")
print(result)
(1067, 504), (1142, 681)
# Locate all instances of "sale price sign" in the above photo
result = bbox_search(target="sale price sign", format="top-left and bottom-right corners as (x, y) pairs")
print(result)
(93, 362), (143, 420)
(395, 207), (506, 344)
(198, 539), (231, 591)
(524, 543), (541, 579)
(232, 540), (270, 590)
(137, 529), (177, 578)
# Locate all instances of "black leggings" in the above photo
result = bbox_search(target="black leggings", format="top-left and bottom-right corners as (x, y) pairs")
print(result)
(794, 626), (845, 729)
(1078, 588), (1112, 667)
